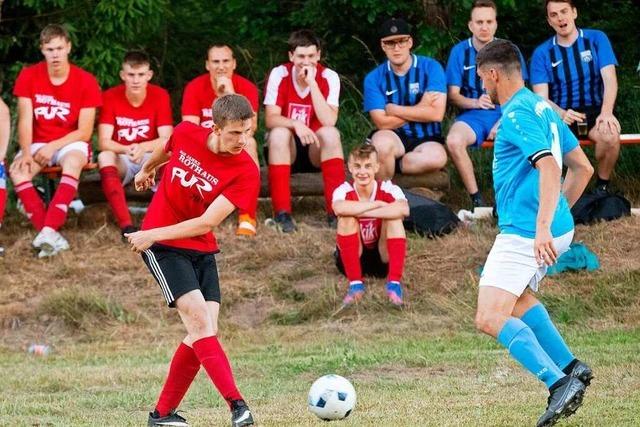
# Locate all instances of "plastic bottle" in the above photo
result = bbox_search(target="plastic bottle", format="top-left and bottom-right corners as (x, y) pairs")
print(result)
(28, 344), (51, 356)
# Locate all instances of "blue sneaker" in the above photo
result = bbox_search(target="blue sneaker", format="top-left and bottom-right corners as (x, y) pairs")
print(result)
(342, 282), (365, 306)
(386, 282), (404, 306)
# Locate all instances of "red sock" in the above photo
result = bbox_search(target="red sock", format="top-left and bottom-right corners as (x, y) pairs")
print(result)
(0, 186), (6, 225)
(320, 158), (345, 215)
(268, 164), (291, 214)
(155, 342), (200, 417)
(43, 174), (79, 230)
(192, 336), (242, 407)
(386, 237), (406, 282)
(337, 232), (362, 282)
(15, 181), (45, 230)
(100, 166), (132, 228)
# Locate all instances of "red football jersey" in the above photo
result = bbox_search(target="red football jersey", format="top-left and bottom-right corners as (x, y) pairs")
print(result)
(13, 61), (102, 143)
(263, 62), (340, 132)
(142, 121), (259, 252)
(332, 180), (406, 249)
(100, 84), (173, 145)
(181, 73), (259, 129)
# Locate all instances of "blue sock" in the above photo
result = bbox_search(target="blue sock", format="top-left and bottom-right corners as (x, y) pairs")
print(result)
(521, 304), (575, 370)
(497, 317), (565, 388)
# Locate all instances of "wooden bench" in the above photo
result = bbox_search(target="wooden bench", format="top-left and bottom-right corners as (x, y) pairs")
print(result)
(480, 133), (640, 148)
(40, 163), (98, 201)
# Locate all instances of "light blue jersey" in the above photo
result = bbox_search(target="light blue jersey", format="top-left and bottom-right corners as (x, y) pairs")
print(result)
(493, 87), (578, 238)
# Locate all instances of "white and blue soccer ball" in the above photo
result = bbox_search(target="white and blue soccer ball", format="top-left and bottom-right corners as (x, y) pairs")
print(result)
(307, 374), (356, 421)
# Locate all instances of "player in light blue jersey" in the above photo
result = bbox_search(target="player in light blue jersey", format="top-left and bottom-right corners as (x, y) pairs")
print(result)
(475, 39), (594, 427)
(445, 0), (529, 209)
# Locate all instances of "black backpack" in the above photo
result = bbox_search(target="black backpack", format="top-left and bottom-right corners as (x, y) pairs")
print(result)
(571, 190), (631, 225)
(403, 190), (460, 237)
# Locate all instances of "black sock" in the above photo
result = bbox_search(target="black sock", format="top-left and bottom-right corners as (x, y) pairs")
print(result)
(562, 358), (579, 375)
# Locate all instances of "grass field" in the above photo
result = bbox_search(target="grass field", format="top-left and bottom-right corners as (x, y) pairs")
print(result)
(0, 207), (639, 426)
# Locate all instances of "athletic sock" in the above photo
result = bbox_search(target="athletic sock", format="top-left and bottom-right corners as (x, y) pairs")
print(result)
(15, 181), (46, 230)
(43, 174), (79, 230)
(0, 180), (6, 226)
(521, 303), (575, 371)
(336, 232), (362, 282)
(155, 342), (200, 417)
(268, 164), (291, 214)
(192, 336), (243, 407)
(497, 317), (565, 388)
(99, 166), (133, 229)
(386, 237), (406, 282)
(320, 158), (345, 215)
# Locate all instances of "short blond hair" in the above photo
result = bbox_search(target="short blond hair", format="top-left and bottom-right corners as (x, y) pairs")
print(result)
(40, 24), (70, 45)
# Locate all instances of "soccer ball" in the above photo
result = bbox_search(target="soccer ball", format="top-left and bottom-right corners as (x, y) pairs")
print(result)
(307, 374), (356, 421)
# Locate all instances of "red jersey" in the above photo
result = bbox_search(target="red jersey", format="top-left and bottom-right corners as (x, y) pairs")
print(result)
(263, 62), (340, 132)
(181, 73), (259, 129)
(142, 121), (259, 252)
(332, 180), (406, 249)
(13, 61), (102, 143)
(100, 84), (173, 145)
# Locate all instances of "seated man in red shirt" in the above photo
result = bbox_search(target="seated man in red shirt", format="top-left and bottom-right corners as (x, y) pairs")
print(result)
(264, 29), (345, 232)
(182, 43), (260, 237)
(98, 50), (173, 238)
(0, 98), (9, 256)
(333, 144), (409, 307)
(10, 24), (101, 258)
(126, 94), (258, 427)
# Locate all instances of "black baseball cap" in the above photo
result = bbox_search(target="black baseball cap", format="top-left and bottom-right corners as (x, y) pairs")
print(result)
(379, 18), (411, 39)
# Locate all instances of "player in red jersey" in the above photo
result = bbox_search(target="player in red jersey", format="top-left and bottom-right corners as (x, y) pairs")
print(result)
(0, 98), (9, 256)
(98, 50), (173, 238)
(10, 24), (101, 257)
(182, 44), (260, 237)
(126, 94), (257, 427)
(264, 29), (345, 232)
(332, 144), (409, 307)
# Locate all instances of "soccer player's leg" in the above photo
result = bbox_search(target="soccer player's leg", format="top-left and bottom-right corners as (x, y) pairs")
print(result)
(237, 136), (259, 237)
(98, 150), (136, 238)
(446, 113), (490, 208)
(400, 140), (448, 175)
(267, 128), (296, 233)
(10, 145), (46, 232)
(369, 130), (405, 181)
(514, 292), (593, 387)
(588, 119), (620, 193)
(379, 218), (406, 306)
(335, 215), (365, 306)
(308, 126), (345, 224)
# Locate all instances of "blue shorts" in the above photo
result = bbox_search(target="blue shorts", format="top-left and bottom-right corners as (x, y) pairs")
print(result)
(455, 109), (502, 147)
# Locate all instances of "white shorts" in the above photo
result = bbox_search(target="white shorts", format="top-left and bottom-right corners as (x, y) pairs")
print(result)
(479, 230), (574, 296)
(118, 153), (152, 186)
(17, 141), (90, 166)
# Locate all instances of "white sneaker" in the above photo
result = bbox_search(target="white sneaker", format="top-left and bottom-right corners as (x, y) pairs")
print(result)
(37, 229), (70, 258)
(32, 227), (55, 249)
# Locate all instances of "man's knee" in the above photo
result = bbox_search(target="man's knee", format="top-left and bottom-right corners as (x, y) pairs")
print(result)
(445, 131), (470, 154)
(317, 126), (341, 147)
(382, 218), (405, 237)
(267, 127), (292, 161)
(371, 132), (396, 158)
(337, 216), (359, 234)
(475, 308), (501, 336)
(592, 131), (620, 149)
(97, 150), (117, 168)
(182, 301), (212, 336)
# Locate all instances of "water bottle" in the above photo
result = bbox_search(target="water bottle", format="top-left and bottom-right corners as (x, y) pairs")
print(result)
(28, 344), (51, 356)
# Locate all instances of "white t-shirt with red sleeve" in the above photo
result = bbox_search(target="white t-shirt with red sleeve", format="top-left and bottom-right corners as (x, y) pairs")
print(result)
(100, 83), (173, 145)
(181, 73), (259, 129)
(332, 180), (406, 249)
(13, 61), (102, 143)
(263, 62), (340, 132)
(142, 121), (260, 253)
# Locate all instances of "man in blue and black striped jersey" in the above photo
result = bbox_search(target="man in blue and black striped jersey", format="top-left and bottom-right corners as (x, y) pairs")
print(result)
(531, 0), (620, 193)
(363, 18), (447, 181)
(445, 0), (529, 209)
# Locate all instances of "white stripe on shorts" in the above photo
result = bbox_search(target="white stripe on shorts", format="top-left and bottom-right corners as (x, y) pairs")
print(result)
(144, 249), (174, 304)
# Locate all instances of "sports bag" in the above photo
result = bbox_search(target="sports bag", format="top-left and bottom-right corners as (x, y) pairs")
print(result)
(571, 190), (631, 225)
(403, 190), (460, 237)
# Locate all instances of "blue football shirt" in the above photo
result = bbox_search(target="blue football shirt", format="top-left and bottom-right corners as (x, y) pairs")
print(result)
(493, 87), (578, 238)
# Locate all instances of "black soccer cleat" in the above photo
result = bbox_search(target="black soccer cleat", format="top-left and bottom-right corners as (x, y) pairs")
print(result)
(148, 409), (189, 427)
(536, 376), (585, 427)
(274, 211), (297, 233)
(563, 359), (594, 387)
(231, 400), (254, 427)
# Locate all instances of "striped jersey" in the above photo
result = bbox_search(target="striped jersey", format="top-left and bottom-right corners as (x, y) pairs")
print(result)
(364, 54), (446, 140)
(530, 29), (617, 109)
(446, 38), (529, 109)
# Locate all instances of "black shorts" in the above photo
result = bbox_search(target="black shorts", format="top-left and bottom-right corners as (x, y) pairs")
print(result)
(334, 245), (388, 279)
(142, 244), (221, 307)
(263, 134), (320, 173)
(567, 105), (601, 138)
(366, 129), (444, 154)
